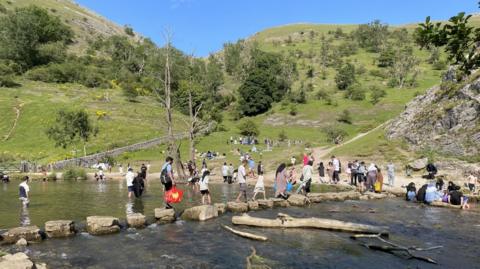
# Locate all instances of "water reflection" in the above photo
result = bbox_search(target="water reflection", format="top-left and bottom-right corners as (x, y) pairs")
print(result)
(20, 206), (30, 226)
(97, 182), (107, 193)
(126, 198), (145, 215)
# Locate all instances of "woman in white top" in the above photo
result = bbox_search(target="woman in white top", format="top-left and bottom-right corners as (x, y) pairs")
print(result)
(297, 160), (314, 194)
(252, 170), (266, 200)
(199, 170), (211, 205)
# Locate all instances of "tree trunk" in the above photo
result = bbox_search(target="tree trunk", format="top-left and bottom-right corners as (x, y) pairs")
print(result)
(232, 213), (389, 235)
(163, 35), (186, 180)
(188, 90), (196, 163)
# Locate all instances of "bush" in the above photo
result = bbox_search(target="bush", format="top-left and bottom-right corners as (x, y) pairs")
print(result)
(323, 126), (348, 144)
(370, 85), (387, 104)
(124, 25), (135, 36)
(63, 167), (87, 180)
(278, 129), (288, 141)
(238, 119), (259, 136)
(344, 85), (366, 100)
(335, 63), (355, 90)
(0, 76), (21, 87)
(369, 69), (387, 79)
(337, 109), (352, 124)
(289, 104), (298, 116)
(433, 60), (447, 70)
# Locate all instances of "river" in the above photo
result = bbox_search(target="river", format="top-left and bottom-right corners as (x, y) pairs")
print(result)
(1, 180), (479, 268)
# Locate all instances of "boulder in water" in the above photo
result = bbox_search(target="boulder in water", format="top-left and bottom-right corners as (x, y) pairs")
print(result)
(126, 213), (146, 228)
(15, 238), (27, 246)
(227, 202), (249, 213)
(257, 199), (274, 209)
(1, 226), (41, 244)
(86, 216), (120, 235)
(181, 205), (218, 221)
(247, 201), (259, 211)
(0, 253), (33, 269)
(214, 203), (226, 215)
(287, 194), (309, 206)
(270, 198), (289, 207)
(45, 220), (75, 238)
(154, 208), (176, 224)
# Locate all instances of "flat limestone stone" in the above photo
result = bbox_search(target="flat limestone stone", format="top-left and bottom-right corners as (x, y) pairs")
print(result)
(86, 216), (120, 235)
(227, 202), (249, 213)
(214, 203), (226, 215)
(257, 199), (274, 208)
(287, 194), (309, 206)
(154, 208), (176, 223)
(247, 201), (259, 211)
(0, 252), (34, 269)
(181, 205), (218, 221)
(270, 198), (289, 207)
(126, 213), (146, 228)
(45, 220), (75, 238)
(1, 226), (41, 244)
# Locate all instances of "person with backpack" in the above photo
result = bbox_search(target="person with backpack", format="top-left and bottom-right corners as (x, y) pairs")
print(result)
(19, 176), (30, 207)
(140, 164), (147, 180)
(297, 160), (313, 195)
(199, 170), (211, 205)
(132, 172), (145, 198)
(160, 156), (175, 209)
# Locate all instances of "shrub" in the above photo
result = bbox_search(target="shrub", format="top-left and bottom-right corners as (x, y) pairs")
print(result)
(335, 63), (355, 90)
(370, 85), (387, 104)
(238, 119), (259, 136)
(344, 85), (366, 101)
(337, 109), (352, 124)
(0, 76), (21, 87)
(278, 129), (288, 141)
(315, 89), (330, 100)
(433, 60), (447, 70)
(124, 25), (135, 36)
(63, 167), (87, 180)
(323, 126), (348, 144)
(289, 104), (298, 116)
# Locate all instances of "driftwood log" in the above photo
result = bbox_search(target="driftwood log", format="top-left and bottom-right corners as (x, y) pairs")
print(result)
(222, 225), (268, 241)
(351, 233), (442, 264)
(430, 201), (462, 209)
(232, 213), (388, 235)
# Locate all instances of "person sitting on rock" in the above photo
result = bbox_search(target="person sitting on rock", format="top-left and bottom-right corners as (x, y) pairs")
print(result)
(448, 189), (470, 209)
(405, 182), (416, 201)
(426, 163), (437, 179)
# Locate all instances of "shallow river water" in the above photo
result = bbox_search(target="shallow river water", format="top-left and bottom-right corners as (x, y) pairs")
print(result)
(1, 180), (479, 268)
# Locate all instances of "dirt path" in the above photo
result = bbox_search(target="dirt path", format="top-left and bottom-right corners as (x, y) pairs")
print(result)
(3, 101), (23, 141)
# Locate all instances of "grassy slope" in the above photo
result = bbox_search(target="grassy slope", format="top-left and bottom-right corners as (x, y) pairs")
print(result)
(0, 80), (187, 163)
(0, 0), (134, 53)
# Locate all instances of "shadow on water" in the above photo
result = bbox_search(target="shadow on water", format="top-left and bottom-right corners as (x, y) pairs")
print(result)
(1, 180), (480, 268)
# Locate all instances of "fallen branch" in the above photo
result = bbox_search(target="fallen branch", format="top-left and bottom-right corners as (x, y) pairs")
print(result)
(352, 233), (442, 264)
(222, 225), (268, 241)
(232, 213), (388, 235)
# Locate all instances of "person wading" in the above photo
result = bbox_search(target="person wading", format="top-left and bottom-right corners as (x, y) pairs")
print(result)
(126, 167), (135, 198)
(160, 156), (176, 209)
(274, 163), (288, 199)
(19, 176), (30, 207)
(235, 160), (248, 202)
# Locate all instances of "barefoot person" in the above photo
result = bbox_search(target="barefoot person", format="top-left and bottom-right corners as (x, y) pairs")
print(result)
(160, 156), (175, 209)
(235, 160), (247, 202)
(19, 176), (30, 207)
(199, 170), (211, 205)
(252, 170), (266, 200)
(274, 163), (288, 199)
(125, 167), (135, 198)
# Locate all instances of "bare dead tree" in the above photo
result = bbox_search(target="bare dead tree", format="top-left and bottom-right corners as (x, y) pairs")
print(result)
(186, 55), (203, 163)
(160, 30), (186, 180)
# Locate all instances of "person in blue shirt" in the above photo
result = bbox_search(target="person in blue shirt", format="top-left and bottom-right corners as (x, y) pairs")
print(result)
(160, 157), (175, 209)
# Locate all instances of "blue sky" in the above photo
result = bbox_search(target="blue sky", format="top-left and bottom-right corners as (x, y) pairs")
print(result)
(76, 0), (478, 56)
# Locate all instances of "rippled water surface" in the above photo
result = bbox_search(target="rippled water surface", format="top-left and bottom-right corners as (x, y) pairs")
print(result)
(1, 180), (479, 268)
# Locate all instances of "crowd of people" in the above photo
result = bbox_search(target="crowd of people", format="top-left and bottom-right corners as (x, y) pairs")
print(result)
(405, 180), (471, 209)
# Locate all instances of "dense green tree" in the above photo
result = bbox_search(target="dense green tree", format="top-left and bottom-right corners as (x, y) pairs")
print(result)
(223, 41), (243, 76)
(238, 119), (259, 136)
(369, 85), (386, 104)
(415, 13), (480, 75)
(353, 20), (389, 53)
(337, 109), (352, 124)
(377, 45), (395, 67)
(237, 50), (291, 116)
(335, 63), (355, 90)
(0, 5), (73, 69)
(46, 109), (98, 156)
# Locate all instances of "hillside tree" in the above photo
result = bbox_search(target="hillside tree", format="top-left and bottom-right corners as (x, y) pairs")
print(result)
(335, 62), (355, 90)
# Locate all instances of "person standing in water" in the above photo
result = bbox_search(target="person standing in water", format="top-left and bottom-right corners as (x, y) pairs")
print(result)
(386, 161), (395, 187)
(199, 170), (211, 205)
(126, 167), (135, 198)
(160, 157), (175, 209)
(19, 176), (30, 207)
(235, 160), (248, 202)
(222, 162), (229, 183)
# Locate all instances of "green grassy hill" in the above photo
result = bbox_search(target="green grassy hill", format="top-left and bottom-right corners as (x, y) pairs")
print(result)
(0, 0), (136, 53)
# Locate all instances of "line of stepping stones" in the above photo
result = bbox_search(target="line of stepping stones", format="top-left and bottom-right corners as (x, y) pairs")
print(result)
(0, 191), (404, 246)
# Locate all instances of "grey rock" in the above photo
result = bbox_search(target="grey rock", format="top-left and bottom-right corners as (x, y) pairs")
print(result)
(181, 205), (218, 221)
(154, 208), (176, 224)
(126, 213), (146, 228)
(1, 226), (41, 244)
(86, 216), (120, 235)
(45, 220), (75, 238)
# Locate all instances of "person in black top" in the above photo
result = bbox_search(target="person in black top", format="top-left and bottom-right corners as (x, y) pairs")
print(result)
(140, 164), (147, 179)
(416, 184), (428, 203)
(449, 190), (469, 209)
(257, 161), (264, 176)
(426, 163), (437, 179)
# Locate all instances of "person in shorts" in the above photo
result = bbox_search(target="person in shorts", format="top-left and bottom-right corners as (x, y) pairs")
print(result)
(199, 170), (211, 205)
(235, 160), (248, 202)
(125, 167), (135, 198)
(19, 176), (30, 207)
(161, 156), (175, 208)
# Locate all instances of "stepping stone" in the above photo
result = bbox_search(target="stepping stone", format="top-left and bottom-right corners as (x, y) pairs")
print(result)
(86, 216), (120, 235)
(45, 220), (75, 238)
(154, 208), (176, 224)
(126, 213), (146, 228)
(182, 205), (218, 221)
